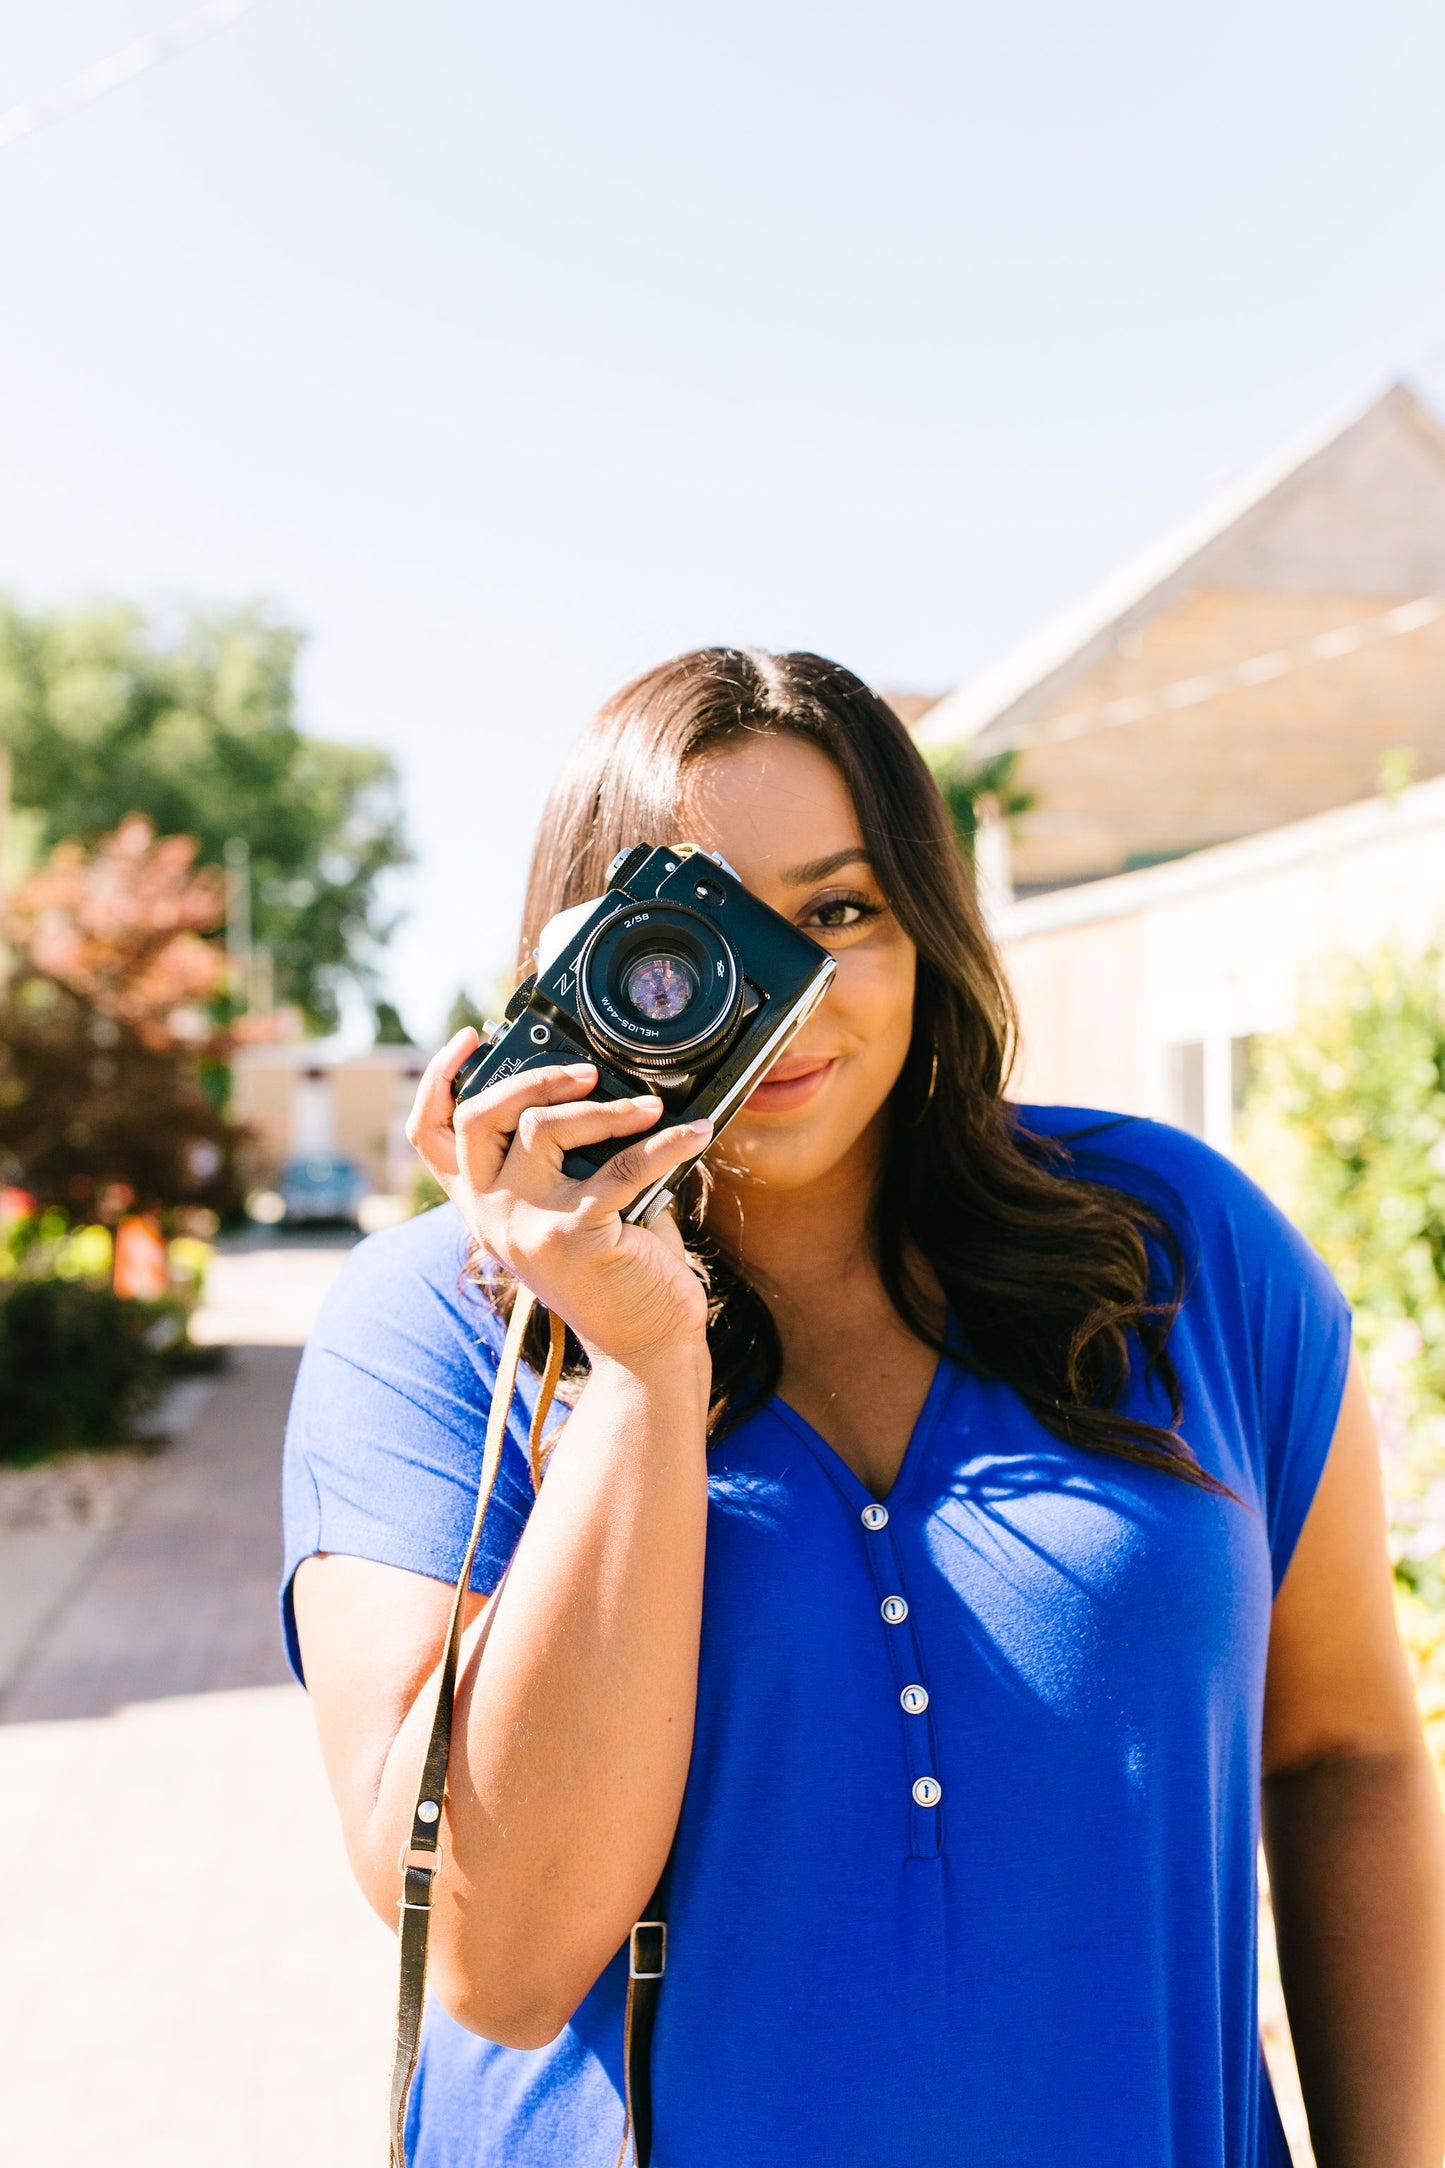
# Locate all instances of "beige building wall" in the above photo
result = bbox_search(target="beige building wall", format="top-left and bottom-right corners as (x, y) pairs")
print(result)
(330, 1067), (394, 1194)
(230, 1047), (426, 1192)
(333, 1058), (426, 1193)
(998, 770), (1445, 1150)
(231, 1063), (293, 1183)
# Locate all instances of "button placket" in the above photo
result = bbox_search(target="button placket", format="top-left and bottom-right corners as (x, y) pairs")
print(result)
(857, 1502), (943, 1858)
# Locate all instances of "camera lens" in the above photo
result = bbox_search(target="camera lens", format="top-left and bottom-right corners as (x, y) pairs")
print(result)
(575, 902), (742, 1079)
(623, 952), (697, 1022)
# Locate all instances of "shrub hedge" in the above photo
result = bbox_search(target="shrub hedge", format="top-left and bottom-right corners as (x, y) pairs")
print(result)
(0, 1277), (180, 1462)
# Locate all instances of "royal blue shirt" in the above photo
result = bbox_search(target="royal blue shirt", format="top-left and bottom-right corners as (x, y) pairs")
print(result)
(281, 1109), (1351, 2167)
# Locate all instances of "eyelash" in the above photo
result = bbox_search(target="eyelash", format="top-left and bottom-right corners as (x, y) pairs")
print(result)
(802, 888), (884, 932)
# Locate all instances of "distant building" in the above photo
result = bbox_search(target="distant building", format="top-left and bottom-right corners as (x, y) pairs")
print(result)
(998, 771), (1445, 1150)
(881, 690), (945, 731)
(915, 383), (1445, 1145)
(918, 383), (1445, 891)
(231, 1041), (426, 1196)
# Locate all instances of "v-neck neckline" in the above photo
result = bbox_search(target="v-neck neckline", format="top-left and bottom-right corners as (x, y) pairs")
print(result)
(767, 1339), (960, 1513)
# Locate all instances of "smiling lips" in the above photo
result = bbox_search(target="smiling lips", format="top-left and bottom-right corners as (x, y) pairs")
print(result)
(743, 1054), (837, 1114)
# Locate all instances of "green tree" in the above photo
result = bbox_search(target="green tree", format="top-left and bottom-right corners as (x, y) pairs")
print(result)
(0, 599), (409, 1032)
(929, 746), (1034, 859)
(445, 985), (494, 1039)
(373, 999), (414, 1045)
(0, 819), (242, 1220)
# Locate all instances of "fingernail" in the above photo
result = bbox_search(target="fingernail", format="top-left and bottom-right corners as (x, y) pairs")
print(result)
(683, 1118), (713, 1137)
(566, 1062), (597, 1077)
(633, 1094), (663, 1111)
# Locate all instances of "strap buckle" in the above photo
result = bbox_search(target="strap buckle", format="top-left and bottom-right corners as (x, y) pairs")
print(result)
(629, 1920), (667, 1980)
(396, 1841), (443, 1915)
(398, 1839), (444, 1877)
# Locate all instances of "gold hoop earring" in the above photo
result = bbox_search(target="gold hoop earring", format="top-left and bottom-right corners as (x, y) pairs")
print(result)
(908, 1048), (939, 1127)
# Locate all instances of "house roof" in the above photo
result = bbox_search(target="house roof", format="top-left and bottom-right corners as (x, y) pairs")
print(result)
(914, 380), (1445, 757)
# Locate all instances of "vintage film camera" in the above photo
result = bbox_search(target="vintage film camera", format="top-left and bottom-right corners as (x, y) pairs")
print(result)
(452, 843), (836, 1225)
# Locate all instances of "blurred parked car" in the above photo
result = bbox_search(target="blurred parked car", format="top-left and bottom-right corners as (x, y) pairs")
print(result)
(278, 1153), (369, 1226)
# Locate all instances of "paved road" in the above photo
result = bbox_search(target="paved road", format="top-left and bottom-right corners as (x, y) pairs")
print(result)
(0, 1235), (397, 2167)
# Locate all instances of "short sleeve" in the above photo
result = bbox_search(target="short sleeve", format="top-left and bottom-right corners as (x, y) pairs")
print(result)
(280, 1206), (557, 1683)
(1019, 1107), (1354, 1594)
(1229, 1171), (1354, 1590)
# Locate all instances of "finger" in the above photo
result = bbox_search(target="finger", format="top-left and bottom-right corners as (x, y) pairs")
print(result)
(452, 1059), (601, 1139)
(512, 1092), (665, 1164)
(576, 1118), (713, 1214)
(430, 1026), (483, 1097)
(405, 1028), (482, 1177)
(451, 1062), (602, 1194)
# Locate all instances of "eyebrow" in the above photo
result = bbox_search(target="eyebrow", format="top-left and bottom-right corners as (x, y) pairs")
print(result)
(779, 847), (872, 886)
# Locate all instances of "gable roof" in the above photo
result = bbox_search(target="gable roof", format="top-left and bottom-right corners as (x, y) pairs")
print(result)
(915, 380), (1445, 756)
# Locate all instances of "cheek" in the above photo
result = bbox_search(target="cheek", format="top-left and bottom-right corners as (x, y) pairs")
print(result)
(833, 943), (916, 1071)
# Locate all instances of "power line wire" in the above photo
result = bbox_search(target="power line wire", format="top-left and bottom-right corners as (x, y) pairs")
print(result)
(0, 0), (265, 152)
(984, 594), (1445, 756)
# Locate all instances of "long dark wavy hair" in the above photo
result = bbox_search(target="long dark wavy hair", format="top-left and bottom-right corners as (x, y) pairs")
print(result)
(486, 646), (1221, 1493)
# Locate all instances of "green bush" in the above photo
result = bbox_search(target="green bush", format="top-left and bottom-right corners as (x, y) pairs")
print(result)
(0, 1276), (175, 1462)
(410, 1163), (447, 1216)
(1237, 947), (1445, 1395)
(1236, 946), (1445, 1605)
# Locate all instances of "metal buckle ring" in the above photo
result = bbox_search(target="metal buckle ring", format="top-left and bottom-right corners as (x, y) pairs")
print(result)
(629, 1920), (667, 1980)
(398, 1840), (444, 1878)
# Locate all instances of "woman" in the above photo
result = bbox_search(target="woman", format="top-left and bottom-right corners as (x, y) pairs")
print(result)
(285, 649), (1445, 2167)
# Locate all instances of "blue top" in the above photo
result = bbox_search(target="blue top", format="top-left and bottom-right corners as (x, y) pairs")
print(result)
(282, 1109), (1351, 2168)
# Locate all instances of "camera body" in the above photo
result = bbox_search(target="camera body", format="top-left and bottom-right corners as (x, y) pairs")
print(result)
(452, 843), (836, 1224)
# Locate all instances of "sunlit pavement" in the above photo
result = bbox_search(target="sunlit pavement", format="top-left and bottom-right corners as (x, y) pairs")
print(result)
(190, 1223), (363, 1347)
(0, 1232), (397, 2166)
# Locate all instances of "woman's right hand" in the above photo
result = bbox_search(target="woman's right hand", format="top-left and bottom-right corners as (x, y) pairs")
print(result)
(406, 1029), (713, 1371)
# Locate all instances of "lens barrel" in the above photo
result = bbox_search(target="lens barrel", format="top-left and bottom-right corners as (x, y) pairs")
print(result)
(576, 902), (742, 1076)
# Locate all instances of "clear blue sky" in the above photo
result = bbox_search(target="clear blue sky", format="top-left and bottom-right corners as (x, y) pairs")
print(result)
(4, 0), (1444, 1038)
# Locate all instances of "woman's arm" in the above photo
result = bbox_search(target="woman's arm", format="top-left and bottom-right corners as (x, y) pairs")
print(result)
(295, 1339), (708, 2046)
(1262, 1355), (1445, 2168)
(293, 1034), (715, 2048)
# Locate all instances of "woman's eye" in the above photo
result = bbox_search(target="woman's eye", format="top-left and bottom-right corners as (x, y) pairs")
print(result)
(803, 892), (882, 932)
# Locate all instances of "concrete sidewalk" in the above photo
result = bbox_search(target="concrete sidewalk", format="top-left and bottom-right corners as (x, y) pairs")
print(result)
(0, 1683), (395, 2165)
(0, 1238), (396, 2166)
(0, 1345), (297, 1722)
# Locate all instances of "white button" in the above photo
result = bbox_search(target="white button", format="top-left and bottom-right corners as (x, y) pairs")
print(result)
(880, 1595), (908, 1624)
(901, 1684), (929, 1714)
(912, 1777), (942, 1808)
(861, 1503), (889, 1530)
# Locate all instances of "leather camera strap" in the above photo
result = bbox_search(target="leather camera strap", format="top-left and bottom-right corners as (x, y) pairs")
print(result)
(614, 1858), (673, 2168)
(388, 1288), (672, 2168)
